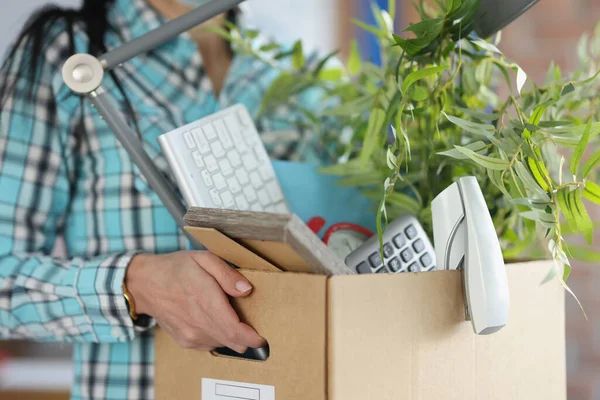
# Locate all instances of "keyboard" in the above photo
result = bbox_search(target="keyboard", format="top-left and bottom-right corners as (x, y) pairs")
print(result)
(157, 104), (289, 213)
(344, 215), (436, 274)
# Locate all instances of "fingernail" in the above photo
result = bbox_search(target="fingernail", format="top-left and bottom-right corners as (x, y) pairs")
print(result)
(235, 280), (252, 293)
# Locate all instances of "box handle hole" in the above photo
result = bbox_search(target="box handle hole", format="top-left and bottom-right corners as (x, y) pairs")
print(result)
(212, 343), (270, 362)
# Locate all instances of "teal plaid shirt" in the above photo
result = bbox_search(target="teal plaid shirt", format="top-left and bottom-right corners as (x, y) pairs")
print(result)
(0, 0), (331, 398)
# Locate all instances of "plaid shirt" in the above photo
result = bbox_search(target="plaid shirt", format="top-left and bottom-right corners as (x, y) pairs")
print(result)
(0, 0), (331, 398)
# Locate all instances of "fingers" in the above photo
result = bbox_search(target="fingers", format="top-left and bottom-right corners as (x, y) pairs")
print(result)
(193, 251), (254, 298)
(161, 320), (222, 351)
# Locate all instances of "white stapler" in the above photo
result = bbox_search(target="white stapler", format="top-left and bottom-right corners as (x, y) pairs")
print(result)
(431, 176), (509, 335)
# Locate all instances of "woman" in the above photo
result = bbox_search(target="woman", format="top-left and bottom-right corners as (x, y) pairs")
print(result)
(0, 0), (328, 398)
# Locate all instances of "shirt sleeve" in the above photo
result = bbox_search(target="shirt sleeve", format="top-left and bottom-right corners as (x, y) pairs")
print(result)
(0, 31), (151, 343)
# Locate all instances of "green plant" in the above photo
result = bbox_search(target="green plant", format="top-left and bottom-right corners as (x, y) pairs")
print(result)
(212, 0), (600, 285)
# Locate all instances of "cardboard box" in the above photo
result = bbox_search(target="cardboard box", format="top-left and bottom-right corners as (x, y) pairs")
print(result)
(155, 260), (565, 400)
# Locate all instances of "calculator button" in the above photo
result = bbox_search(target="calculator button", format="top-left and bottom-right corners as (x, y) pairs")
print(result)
(368, 252), (383, 268)
(400, 248), (414, 263)
(388, 257), (402, 272)
(356, 262), (371, 274)
(408, 262), (419, 272)
(376, 266), (388, 274)
(383, 242), (394, 258)
(405, 225), (418, 239)
(412, 239), (425, 253)
(392, 234), (406, 249)
(420, 253), (433, 269)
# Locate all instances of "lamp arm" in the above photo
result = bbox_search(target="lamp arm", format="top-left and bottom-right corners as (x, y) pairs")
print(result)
(99, 0), (246, 70)
(89, 88), (204, 249)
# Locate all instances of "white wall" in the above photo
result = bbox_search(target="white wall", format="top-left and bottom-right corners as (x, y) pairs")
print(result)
(0, 0), (80, 56)
(0, 0), (338, 56)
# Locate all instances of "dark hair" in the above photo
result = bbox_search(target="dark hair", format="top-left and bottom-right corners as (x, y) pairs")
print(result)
(0, 1), (237, 130)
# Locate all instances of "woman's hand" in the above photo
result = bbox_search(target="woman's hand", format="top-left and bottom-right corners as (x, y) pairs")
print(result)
(125, 251), (266, 353)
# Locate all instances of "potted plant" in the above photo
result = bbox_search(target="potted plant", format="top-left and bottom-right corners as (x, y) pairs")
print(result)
(213, 0), (600, 291)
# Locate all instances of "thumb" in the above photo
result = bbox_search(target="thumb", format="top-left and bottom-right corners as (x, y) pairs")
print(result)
(193, 251), (254, 298)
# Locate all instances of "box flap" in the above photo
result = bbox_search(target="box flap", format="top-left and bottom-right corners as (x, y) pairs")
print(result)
(327, 261), (565, 400)
(185, 227), (281, 272)
(155, 269), (329, 400)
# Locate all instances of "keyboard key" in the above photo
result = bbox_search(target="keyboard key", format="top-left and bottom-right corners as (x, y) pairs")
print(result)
(412, 239), (425, 253)
(210, 141), (225, 158)
(214, 121), (233, 149)
(238, 109), (254, 126)
(274, 203), (289, 213)
(420, 253), (433, 269)
(219, 158), (233, 176)
(266, 181), (284, 202)
(400, 248), (414, 263)
(192, 151), (204, 168)
(243, 185), (257, 202)
(258, 189), (270, 206)
(368, 252), (383, 268)
(205, 155), (218, 172)
(242, 153), (258, 170)
(259, 165), (273, 181)
(221, 191), (235, 209)
(236, 169), (249, 185)
(227, 176), (241, 194)
(250, 203), (262, 212)
(388, 257), (402, 272)
(202, 124), (217, 140)
(235, 195), (249, 210)
(230, 129), (247, 153)
(209, 189), (222, 206)
(356, 261), (371, 274)
(250, 172), (262, 188)
(213, 173), (226, 191)
(392, 234), (406, 249)
(183, 131), (195, 149)
(224, 114), (242, 133)
(408, 262), (419, 272)
(265, 204), (276, 212)
(405, 224), (418, 239)
(192, 128), (210, 154)
(228, 150), (242, 167)
(383, 242), (394, 258)
(200, 170), (213, 187)
(254, 145), (270, 162)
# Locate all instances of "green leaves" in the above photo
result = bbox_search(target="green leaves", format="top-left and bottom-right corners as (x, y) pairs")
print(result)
(292, 40), (305, 70)
(561, 82), (575, 96)
(524, 101), (555, 139)
(454, 146), (510, 170)
(443, 112), (496, 136)
(348, 40), (362, 75)
(582, 148), (600, 178)
(583, 180), (600, 205)
(570, 119), (592, 177)
(437, 141), (487, 159)
(401, 65), (448, 93)
(360, 108), (387, 165)
(558, 187), (593, 245)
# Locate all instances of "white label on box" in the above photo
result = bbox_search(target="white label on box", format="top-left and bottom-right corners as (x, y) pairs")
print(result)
(202, 378), (275, 400)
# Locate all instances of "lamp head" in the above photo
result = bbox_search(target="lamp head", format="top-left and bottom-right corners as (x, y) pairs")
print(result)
(474, 0), (540, 38)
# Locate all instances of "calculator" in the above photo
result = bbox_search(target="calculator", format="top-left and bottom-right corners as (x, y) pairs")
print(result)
(344, 215), (437, 274)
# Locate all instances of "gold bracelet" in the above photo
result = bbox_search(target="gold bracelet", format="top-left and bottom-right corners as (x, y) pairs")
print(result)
(122, 282), (138, 321)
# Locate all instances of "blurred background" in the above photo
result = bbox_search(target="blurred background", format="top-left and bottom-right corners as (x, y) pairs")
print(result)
(1, 0), (600, 399)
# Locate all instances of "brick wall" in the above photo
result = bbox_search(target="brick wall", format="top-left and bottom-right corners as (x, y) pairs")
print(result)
(399, 1), (600, 398)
